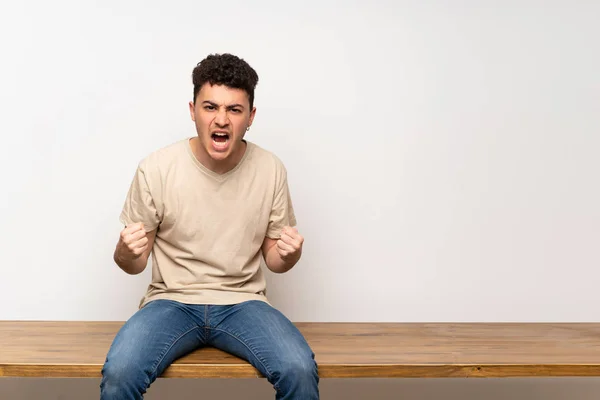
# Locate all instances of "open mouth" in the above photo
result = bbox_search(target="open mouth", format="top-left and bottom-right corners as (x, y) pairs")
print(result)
(211, 132), (229, 144)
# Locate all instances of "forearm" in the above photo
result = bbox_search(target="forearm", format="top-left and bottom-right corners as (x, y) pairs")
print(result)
(113, 245), (148, 275)
(265, 245), (301, 274)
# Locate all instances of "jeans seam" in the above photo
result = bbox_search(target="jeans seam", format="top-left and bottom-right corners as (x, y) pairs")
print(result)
(209, 327), (277, 386)
(204, 305), (209, 339)
(149, 325), (200, 380)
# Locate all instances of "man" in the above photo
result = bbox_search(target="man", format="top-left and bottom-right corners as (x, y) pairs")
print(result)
(100, 53), (319, 400)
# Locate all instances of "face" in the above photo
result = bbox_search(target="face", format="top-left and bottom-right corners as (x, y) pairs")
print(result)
(189, 83), (256, 172)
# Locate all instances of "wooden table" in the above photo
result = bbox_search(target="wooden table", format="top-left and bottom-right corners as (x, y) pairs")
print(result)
(1, 322), (600, 378)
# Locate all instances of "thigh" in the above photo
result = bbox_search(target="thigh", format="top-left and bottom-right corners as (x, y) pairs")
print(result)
(208, 300), (315, 380)
(103, 299), (205, 380)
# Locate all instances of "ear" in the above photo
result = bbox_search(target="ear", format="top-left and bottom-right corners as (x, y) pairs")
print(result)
(188, 101), (196, 122)
(248, 106), (256, 127)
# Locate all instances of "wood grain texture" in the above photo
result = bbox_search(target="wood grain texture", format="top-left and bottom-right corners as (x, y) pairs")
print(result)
(2, 322), (600, 378)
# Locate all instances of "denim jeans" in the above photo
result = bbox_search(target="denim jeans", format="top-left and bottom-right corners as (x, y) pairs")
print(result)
(99, 299), (319, 399)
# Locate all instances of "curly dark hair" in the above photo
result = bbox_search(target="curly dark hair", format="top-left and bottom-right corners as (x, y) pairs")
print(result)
(192, 53), (259, 109)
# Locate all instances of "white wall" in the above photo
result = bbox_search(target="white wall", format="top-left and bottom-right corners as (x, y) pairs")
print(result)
(1, 0), (598, 398)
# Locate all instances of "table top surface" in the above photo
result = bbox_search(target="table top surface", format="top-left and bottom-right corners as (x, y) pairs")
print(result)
(2, 321), (600, 378)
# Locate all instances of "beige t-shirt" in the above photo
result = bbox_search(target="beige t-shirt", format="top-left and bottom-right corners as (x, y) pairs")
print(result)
(119, 138), (296, 308)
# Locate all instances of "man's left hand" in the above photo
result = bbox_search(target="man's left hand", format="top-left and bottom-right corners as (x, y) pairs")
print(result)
(276, 226), (304, 261)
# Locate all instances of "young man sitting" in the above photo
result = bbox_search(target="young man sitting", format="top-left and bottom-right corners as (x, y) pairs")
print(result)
(100, 53), (319, 400)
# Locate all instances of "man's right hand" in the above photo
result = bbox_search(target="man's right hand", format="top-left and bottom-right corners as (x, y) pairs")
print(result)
(118, 222), (148, 260)
(114, 222), (156, 275)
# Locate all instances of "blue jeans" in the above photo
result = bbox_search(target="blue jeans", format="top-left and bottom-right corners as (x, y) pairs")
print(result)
(100, 299), (319, 399)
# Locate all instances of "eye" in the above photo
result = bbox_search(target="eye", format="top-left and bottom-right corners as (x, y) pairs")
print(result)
(204, 105), (216, 110)
(231, 108), (242, 113)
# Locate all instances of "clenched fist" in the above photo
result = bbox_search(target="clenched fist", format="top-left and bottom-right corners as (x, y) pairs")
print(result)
(118, 222), (149, 260)
(276, 226), (304, 261)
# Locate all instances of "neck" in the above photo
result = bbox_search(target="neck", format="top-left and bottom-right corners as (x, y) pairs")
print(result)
(190, 137), (247, 174)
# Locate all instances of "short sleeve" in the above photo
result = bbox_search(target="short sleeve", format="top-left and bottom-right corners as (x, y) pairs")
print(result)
(266, 164), (297, 239)
(119, 162), (161, 232)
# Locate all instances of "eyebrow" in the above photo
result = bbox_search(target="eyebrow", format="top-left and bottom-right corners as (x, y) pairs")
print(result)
(202, 100), (245, 110)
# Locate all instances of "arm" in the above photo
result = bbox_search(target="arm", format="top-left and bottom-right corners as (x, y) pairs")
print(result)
(261, 226), (304, 274)
(116, 160), (162, 275)
(113, 222), (157, 275)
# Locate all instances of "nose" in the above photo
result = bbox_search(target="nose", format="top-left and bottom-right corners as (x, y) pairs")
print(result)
(214, 107), (229, 127)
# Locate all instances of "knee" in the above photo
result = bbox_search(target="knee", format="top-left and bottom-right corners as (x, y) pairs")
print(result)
(272, 354), (319, 399)
(100, 357), (151, 398)
(278, 353), (319, 382)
